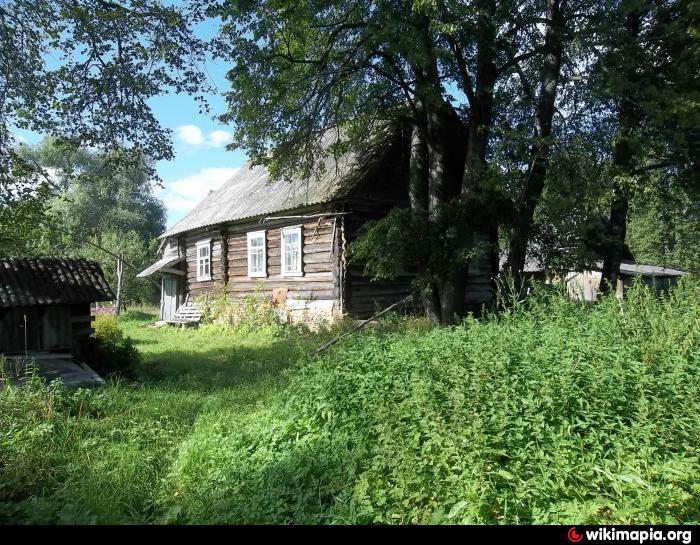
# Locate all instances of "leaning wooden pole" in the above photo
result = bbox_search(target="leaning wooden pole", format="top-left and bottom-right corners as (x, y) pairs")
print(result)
(115, 253), (124, 316)
(311, 293), (414, 357)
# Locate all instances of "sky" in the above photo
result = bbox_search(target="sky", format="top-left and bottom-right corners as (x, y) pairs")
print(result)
(147, 55), (248, 229)
(13, 13), (248, 231)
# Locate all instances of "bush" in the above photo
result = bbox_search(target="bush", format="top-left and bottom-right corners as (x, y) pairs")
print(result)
(199, 285), (284, 331)
(85, 315), (141, 378)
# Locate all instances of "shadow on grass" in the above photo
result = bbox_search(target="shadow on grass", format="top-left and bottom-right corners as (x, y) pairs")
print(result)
(129, 338), (160, 346)
(132, 339), (308, 393)
(119, 310), (157, 322)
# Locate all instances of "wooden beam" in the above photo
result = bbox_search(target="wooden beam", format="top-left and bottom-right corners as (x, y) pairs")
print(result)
(161, 268), (186, 276)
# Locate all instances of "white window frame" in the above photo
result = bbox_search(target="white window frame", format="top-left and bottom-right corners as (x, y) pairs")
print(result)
(195, 239), (211, 281)
(281, 226), (303, 277)
(247, 230), (267, 278)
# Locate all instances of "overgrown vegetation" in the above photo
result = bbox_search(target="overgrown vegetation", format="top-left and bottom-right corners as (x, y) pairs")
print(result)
(1, 281), (698, 524)
(198, 285), (283, 331)
(84, 315), (142, 379)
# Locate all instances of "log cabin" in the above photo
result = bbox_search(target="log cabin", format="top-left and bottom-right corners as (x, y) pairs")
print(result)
(139, 131), (495, 324)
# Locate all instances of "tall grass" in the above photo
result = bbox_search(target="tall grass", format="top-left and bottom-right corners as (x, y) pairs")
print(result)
(1, 280), (698, 524)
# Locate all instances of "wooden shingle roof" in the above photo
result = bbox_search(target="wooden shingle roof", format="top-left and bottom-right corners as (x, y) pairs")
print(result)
(0, 258), (115, 308)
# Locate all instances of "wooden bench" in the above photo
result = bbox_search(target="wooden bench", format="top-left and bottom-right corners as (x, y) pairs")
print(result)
(166, 298), (203, 328)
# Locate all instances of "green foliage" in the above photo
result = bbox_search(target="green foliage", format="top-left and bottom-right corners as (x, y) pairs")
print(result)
(198, 285), (282, 331)
(0, 183), (53, 256)
(1, 0), (208, 193)
(92, 315), (125, 345)
(86, 315), (141, 378)
(1, 284), (699, 524)
(163, 280), (700, 524)
(626, 180), (700, 273)
(348, 194), (511, 283)
(1, 139), (165, 304)
(347, 207), (422, 280)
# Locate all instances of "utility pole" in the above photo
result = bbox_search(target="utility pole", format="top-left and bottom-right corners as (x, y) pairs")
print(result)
(115, 253), (124, 316)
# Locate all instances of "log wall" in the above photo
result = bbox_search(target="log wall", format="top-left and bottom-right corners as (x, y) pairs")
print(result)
(342, 139), (417, 317)
(226, 216), (342, 323)
(183, 227), (225, 298)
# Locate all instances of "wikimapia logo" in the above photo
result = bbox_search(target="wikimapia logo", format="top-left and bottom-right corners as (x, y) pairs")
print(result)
(567, 527), (693, 544)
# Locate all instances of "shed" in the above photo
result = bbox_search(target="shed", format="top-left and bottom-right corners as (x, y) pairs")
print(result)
(498, 251), (687, 302)
(0, 258), (115, 356)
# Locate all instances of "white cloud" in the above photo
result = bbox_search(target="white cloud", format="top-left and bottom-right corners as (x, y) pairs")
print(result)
(208, 130), (233, 148)
(176, 124), (205, 146)
(175, 125), (233, 148)
(160, 167), (239, 216)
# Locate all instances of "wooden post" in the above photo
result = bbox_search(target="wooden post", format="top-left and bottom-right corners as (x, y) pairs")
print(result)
(23, 313), (28, 356)
(115, 253), (124, 316)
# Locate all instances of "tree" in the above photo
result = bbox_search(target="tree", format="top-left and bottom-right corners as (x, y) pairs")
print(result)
(3, 138), (166, 304)
(0, 0), (207, 201)
(501, 0), (569, 285)
(593, 0), (699, 291)
(209, 0), (569, 323)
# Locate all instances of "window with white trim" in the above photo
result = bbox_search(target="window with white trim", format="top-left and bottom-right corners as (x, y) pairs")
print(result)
(196, 239), (211, 281)
(281, 226), (303, 276)
(247, 230), (267, 277)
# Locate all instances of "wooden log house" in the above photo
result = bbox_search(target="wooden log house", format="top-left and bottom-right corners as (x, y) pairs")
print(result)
(139, 131), (495, 324)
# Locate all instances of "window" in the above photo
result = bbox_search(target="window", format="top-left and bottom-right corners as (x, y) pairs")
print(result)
(281, 226), (303, 276)
(196, 239), (211, 281)
(247, 230), (267, 277)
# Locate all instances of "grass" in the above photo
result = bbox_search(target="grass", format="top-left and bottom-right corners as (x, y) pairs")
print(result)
(1, 280), (699, 524)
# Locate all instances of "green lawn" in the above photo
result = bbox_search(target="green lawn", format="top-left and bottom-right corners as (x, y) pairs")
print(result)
(1, 281), (699, 524)
(0, 310), (320, 524)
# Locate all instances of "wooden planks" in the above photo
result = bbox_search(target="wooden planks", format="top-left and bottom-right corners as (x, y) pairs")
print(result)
(224, 218), (340, 302)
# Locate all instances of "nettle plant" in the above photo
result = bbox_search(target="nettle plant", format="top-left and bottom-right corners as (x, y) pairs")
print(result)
(198, 284), (281, 329)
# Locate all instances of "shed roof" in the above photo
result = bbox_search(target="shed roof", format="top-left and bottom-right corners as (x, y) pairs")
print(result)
(136, 255), (185, 278)
(602, 260), (686, 277)
(0, 258), (115, 308)
(161, 129), (390, 238)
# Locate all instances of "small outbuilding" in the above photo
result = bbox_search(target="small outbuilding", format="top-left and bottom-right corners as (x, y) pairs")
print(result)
(0, 258), (115, 357)
(499, 252), (687, 302)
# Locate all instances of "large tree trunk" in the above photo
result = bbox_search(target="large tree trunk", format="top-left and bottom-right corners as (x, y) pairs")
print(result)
(460, 0), (499, 312)
(409, 15), (468, 324)
(599, 7), (644, 293)
(426, 105), (467, 324)
(408, 117), (441, 323)
(599, 185), (629, 293)
(504, 0), (565, 286)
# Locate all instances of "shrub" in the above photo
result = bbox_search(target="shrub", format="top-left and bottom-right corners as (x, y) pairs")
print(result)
(199, 284), (283, 330)
(85, 315), (141, 378)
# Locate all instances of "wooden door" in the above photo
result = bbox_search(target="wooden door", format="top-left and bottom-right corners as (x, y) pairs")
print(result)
(161, 275), (180, 321)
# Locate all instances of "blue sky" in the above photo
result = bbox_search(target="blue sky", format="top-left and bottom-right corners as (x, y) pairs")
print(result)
(147, 14), (248, 229)
(14, 13), (248, 231)
(147, 51), (248, 229)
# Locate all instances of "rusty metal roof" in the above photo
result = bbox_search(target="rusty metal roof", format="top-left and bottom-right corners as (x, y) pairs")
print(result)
(0, 258), (115, 308)
(160, 128), (392, 239)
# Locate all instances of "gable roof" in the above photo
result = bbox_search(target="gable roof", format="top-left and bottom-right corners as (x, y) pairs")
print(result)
(0, 258), (115, 308)
(161, 129), (386, 239)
